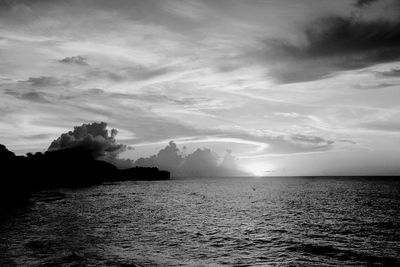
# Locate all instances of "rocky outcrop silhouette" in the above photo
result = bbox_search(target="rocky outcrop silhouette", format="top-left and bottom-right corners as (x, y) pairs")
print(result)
(0, 144), (169, 204)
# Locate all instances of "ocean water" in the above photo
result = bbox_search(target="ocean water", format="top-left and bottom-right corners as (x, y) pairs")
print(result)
(1, 177), (399, 266)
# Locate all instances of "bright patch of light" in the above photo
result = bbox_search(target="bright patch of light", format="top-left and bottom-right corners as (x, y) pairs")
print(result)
(244, 162), (271, 177)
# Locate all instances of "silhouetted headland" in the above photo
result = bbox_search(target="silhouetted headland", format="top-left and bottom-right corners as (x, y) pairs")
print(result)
(0, 144), (170, 204)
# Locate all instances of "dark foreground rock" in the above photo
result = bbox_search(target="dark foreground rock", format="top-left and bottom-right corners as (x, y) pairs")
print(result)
(0, 144), (170, 204)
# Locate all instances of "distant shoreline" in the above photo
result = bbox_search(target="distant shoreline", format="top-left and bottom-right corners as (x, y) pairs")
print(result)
(0, 144), (170, 204)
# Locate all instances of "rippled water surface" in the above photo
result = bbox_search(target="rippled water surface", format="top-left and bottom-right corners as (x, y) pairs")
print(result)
(1, 177), (400, 266)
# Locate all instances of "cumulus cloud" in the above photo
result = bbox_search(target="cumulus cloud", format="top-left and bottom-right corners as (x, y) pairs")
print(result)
(262, 13), (400, 83)
(48, 122), (127, 159)
(134, 141), (248, 177)
(58, 55), (88, 66)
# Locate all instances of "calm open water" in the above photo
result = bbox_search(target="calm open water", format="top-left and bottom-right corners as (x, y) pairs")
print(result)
(1, 177), (399, 266)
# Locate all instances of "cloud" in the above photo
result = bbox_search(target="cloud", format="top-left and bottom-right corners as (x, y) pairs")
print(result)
(211, 131), (335, 155)
(48, 122), (126, 158)
(291, 134), (334, 145)
(338, 139), (357, 145)
(378, 68), (400, 77)
(88, 65), (173, 82)
(58, 55), (88, 66)
(24, 133), (53, 140)
(4, 89), (52, 103)
(358, 121), (400, 131)
(134, 141), (183, 174)
(262, 15), (400, 83)
(353, 82), (399, 89)
(27, 76), (69, 87)
(354, 0), (380, 7)
(19, 91), (52, 103)
(273, 112), (301, 118)
(133, 141), (248, 177)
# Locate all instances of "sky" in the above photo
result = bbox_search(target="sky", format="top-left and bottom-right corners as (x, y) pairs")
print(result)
(0, 0), (399, 176)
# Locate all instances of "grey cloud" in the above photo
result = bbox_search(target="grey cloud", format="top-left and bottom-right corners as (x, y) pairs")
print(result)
(378, 68), (400, 77)
(358, 121), (400, 131)
(338, 139), (357, 144)
(132, 132), (336, 177)
(24, 133), (53, 140)
(58, 55), (88, 66)
(48, 122), (127, 158)
(72, 88), (212, 107)
(291, 134), (334, 145)
(19, 91), (52, 103)
(110, 92), (211, 106)
(4, 89), (52, 103)
(27, 76), (69, 87)
(354, 0), (380, 7)
(134, 141), (248, 177)
(134, 141), (183, 175)
(126, 66), (173, 80)
(88, 65), (173, 82)
(215, 131), (335, 154)
(353, 82), (399, 89)
(262, 15), (400, 83)
(86, 88), (105, 94)
(3, 89), (18, 96)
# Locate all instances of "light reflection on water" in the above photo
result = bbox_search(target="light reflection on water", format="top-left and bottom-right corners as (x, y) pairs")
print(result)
(1, 177), (399, 266)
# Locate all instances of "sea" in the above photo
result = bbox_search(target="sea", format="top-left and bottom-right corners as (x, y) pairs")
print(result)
(0, 176), (399, 266)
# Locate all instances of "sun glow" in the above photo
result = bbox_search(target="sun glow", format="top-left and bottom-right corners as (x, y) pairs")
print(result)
(244, 162), (272, 177)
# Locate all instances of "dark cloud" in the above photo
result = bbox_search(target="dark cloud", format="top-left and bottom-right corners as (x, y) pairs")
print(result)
(48, 122), (126, 158)
(354, 0), (380, 7)
(4, 89), (52, 103)
(134, 141), (248, 177)
(299, 17), (400, 58)
(27, 76), (69, 87)
(58, 55), (88, 66)
(263, 15), (400, 83)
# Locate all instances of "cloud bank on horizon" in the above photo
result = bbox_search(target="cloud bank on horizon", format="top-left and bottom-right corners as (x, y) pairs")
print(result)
(0, 0), (400, 175)
(46, 122), (248, 177)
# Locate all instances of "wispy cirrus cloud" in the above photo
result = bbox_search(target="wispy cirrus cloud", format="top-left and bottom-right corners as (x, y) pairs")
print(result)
(27, 76), (70, 87)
